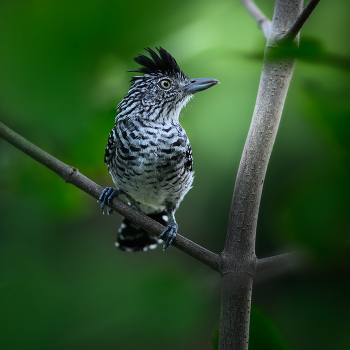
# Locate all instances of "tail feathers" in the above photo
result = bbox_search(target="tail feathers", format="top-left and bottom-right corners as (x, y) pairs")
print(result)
(116, 212), (168, 252)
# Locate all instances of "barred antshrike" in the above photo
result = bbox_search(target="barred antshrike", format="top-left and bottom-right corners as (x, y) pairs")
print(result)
(99, 47), (219, 252)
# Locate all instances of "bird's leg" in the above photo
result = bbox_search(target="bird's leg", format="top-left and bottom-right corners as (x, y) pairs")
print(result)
(159, 211), (178, 251)
(98, 187), (125, 214)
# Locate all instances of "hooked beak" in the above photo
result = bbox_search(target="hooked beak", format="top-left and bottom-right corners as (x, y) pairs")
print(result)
(184, 78), (220, 94)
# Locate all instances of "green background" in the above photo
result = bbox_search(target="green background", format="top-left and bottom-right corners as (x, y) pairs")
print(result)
(1, 0), (349, 349)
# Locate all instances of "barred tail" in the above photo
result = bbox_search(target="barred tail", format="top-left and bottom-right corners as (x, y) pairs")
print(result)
(115, 212), (168, 252)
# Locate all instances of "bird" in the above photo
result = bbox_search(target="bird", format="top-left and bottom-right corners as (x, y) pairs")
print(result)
(99, 47), (219, 252)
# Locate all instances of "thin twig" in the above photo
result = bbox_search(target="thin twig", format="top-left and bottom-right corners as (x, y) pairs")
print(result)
(257, 252), (299, 273)
(0, 121), (222, 273)
(277, 0), (321, 44)
(238, 0), (272, 39)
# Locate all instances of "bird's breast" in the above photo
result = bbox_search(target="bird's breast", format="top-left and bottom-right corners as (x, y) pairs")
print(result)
(109, 120), (194, 207)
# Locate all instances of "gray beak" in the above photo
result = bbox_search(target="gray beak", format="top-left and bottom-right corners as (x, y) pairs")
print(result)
(184, 78), (220, 94)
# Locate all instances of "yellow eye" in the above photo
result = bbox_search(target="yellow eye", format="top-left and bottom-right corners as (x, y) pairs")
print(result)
(159, 79), (172, 90)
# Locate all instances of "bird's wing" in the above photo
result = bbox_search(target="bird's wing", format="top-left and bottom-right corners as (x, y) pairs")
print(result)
(104, 126), (119, 165)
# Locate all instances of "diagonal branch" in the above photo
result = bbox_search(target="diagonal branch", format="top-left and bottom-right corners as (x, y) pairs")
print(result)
(0, 121), (222, 273)
(277, 0), (321, 44)
(0, 120), (300, 276)
(238, 0), (272, 40)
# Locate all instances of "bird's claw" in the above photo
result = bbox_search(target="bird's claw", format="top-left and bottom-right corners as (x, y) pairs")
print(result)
(98, 187), (121, 214)
(159, 221), (178, 251)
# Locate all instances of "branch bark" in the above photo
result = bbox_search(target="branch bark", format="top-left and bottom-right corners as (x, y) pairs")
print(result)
(277, 0), (321, 45)
(218, 1), (304, 349)
(0, 121), (222, 272)
(238, 0), (272, 39)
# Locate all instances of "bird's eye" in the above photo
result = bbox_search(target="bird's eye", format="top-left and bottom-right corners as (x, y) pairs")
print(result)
(159, 79), (172, 90)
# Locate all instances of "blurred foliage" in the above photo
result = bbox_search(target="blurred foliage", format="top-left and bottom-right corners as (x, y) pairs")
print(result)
(0, 0), (350, 349)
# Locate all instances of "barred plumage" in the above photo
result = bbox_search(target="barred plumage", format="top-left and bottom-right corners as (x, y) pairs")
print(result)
(99, 47), (219, 252)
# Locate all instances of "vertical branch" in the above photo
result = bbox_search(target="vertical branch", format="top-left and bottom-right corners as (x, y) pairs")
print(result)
(218, 1), (303, 349)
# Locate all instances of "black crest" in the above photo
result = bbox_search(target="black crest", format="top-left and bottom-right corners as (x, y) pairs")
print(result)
(131, 47), (186, 79)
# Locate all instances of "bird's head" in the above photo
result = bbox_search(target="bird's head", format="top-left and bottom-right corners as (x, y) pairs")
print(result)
(118, 47), (219, 122)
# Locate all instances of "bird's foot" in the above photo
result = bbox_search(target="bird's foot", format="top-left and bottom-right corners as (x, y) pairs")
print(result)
(159, 221), (178, 251)
(98, 187), (124, 214)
